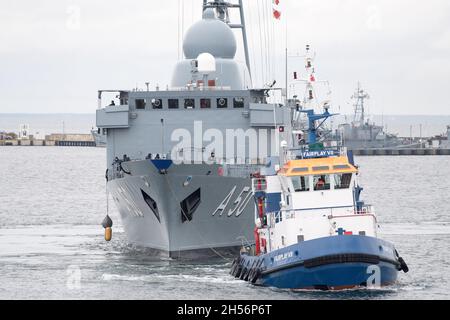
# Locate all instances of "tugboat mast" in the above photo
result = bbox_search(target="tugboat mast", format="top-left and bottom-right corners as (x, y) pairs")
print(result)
(202, 0), (252, 82)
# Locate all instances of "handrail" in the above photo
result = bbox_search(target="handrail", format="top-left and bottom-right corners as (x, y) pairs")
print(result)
(267, 205), (374, 221)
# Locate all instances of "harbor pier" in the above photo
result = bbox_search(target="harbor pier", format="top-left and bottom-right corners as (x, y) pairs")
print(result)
(352, 148), (450, 156)
(0, 133), (96, 147)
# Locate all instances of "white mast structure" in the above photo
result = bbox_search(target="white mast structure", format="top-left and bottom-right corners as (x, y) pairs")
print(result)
(288, 45), (333, 138)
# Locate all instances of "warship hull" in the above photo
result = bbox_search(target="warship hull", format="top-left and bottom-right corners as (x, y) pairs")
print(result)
(96, 2), (287, 260)
(107, 160), (255, 259)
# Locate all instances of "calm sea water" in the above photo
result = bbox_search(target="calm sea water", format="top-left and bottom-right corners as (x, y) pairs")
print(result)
(0, 146), (449, 299)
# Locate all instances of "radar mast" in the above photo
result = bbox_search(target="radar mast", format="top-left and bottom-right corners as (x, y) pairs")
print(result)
(352, 82), (370, 126)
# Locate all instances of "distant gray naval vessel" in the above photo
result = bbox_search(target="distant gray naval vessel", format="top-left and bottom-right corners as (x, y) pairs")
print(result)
(338, 83), (401, 149)
(96, 1), (290, 259)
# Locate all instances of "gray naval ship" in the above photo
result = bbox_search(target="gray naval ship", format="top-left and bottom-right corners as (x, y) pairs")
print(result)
(338, 83), (401, 149)
(96, 1), (290, 259)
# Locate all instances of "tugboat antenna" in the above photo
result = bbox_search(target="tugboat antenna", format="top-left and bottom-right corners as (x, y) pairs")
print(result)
(202, 0), (252, 83)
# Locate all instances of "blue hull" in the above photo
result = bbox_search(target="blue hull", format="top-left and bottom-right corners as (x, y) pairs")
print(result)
(231, 235), (407, 290)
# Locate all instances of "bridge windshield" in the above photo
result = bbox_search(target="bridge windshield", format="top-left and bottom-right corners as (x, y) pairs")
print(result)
(333, 173), (352, 189)
(313, 175), (330, 191)
(291, 176), (310, 192)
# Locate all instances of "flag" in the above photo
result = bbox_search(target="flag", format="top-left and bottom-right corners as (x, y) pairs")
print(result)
(310, 74), (316, 82)
(273, 0), (281, 19)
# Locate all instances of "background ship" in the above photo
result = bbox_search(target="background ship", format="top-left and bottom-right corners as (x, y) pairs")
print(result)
(337, 83), (402, 149)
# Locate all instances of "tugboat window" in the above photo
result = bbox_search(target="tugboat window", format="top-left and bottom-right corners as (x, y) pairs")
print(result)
(333, 173), (352, 189)
(217, 98), (228, 108)
(135, 99), (146, 110)
(200, 98), (211, 109)
(291, 176), (310, 192)
(292, 167), (309, 173)
(312, 166), (329, 172)
(313, 175), (330, 191)
(168, 99), (179, 109)
(151, 98), (163, 109)
(184, 99), (195, 109)
(233, 97), (245, 108)
(333, 165), (350, 170)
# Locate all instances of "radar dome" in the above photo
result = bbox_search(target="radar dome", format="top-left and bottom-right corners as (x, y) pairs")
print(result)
(183, 9), (237, 59)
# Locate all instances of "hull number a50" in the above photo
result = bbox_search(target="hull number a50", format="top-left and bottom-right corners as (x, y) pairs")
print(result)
(212, 186), (252, 217)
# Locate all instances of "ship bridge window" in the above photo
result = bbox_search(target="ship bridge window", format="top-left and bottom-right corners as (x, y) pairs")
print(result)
(168, 99), (179, 109)
(334, 173), (352, 189)
(313, 175), (330, 191)
(333, 164), (351, 170)
(292, 167), (309, 173)
(184, 99), (195, 109)
(312, 166), (329, 172)
(151, 98), (163, 109)
(233, 97), (245, 108)
(291, 176), (310, 192)
(135, 99), (146, 110)
(200, 98), (211, 109)
(217, 98), (228, 108)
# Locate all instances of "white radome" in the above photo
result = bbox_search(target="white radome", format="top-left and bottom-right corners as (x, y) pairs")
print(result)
(183, 8), (237, 59)
(197, 52), (216, 73)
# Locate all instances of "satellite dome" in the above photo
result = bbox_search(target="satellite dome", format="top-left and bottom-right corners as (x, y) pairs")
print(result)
(183, 8), (237, 59)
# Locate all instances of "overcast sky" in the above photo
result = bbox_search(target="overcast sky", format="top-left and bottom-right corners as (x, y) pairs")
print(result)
(1, 0), (449, 115)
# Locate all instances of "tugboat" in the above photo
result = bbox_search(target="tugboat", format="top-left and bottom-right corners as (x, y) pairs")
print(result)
(230, 105), (409, 290)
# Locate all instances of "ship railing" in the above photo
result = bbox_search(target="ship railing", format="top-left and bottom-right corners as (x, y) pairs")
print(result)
(109, 164), (124, 180)
(169, 85), (233, 91)
(106, 155), (267, 180)
(267, 205), (375, 224)
(356, 205), (374, 215)
(163, 152), (269, 166)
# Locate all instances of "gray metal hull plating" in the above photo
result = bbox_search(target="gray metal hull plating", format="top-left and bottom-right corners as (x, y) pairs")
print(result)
(107, 160), (255, 259)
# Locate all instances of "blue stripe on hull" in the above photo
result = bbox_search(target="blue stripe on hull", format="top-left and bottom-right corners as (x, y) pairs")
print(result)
(259, 261), (398, 289)
(235, 235), (401, 290)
